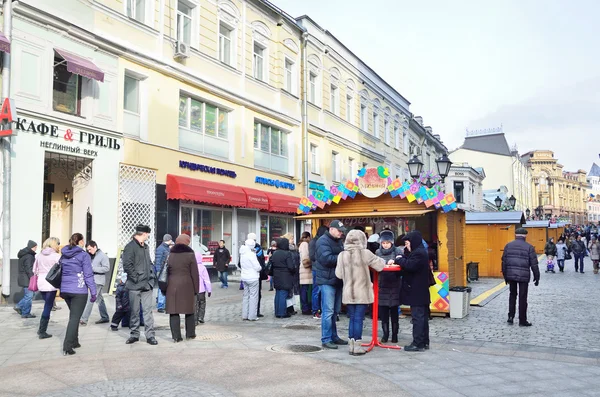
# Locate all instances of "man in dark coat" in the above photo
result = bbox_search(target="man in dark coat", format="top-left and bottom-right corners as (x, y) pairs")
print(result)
(14, 240), (38, 318)
(309, 225), (328, 318)
(393, 231), (430, 352)
(213, 240), (231, 289)
(155, 234), (173, 313)
(571, 234), (586, 273)
(502, 228), (540, 327)
(315, 220), (347, 349)
(122, 224), (158, 345)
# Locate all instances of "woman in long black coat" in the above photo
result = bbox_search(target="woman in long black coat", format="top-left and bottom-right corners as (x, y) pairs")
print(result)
(270, 237), (295, 318)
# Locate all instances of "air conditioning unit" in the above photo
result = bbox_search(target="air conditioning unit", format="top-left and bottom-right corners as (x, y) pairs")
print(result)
(174, 41), (190, 59)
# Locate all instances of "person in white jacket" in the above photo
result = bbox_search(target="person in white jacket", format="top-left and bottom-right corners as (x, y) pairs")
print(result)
(240, 239), (262, 321)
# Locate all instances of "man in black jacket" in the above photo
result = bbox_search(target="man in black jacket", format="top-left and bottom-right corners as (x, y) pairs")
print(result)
(502, 228), (540, 327)
(393, 231), (430, 352)
(309, 225), (328, 319)
(213, 240), (231, 289)
(14, 240), (38, 318)
(122, 225), (158, 345)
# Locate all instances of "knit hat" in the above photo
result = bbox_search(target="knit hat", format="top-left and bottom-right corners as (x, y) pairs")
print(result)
(380, 230), (395, 243)
(175, 234), (191, 245)
(27, 240), (37, 250)
(163, 234), (173, 242)
(367, 233), (380, 243)
(515, 228), (528, 236)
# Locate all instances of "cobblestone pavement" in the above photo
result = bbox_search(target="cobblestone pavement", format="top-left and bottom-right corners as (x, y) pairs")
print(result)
(1, 256), (600, 396)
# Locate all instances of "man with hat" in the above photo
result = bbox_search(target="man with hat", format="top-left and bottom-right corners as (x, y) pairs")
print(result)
(315, 220), (347, 349)
(122, 224), (158, 345)
(155, 234), (174, 313)
(14, 240), (38, 318)
(502, 227), (540, 327)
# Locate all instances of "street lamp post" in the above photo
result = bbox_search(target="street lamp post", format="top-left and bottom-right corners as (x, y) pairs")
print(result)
(407, 155), (424, 180)
(494, 196), (503, 210)
(508, 195), (517, 209)
(525, 208), (531, 218)
(435, 154), (453, 182)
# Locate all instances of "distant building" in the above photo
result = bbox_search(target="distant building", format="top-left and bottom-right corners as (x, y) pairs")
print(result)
(444, 163), (485, 212)
(449, 131), (532, 211)
(587, 163), (600, 223)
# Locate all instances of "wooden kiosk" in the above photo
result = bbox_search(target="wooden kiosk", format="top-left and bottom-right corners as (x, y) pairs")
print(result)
(464, 212), (526, 278)
(295, 167), (466, 314)
(548, 224), (561, 242)
(523, 221), (550, 254)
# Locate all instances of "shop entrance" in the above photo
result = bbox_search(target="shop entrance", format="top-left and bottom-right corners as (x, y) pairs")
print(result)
(41, 152), (93, 244)
(237, 209), (257, 248)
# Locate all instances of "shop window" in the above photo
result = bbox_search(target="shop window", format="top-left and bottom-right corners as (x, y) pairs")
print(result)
(253, 121), (289, 174)
(454, 181), (464, 204)
(53, 55), (82, 116)
(179, 94), (229, 159)
(180, 206), (233, 254)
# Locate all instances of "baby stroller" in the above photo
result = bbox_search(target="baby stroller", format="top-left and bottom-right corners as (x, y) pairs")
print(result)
(545, 258), (556, 273)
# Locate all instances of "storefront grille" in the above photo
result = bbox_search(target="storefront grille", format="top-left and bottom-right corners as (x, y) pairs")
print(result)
(118, 164), (156, 259)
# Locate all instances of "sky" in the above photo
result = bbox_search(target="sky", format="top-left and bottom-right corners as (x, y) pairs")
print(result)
(273, 0), (600, 172)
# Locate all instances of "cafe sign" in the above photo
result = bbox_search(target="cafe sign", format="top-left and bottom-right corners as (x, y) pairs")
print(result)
(357, 166), (389, 198)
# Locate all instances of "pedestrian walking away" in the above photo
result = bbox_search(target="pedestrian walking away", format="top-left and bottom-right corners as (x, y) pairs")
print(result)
(14, 240), (38, 319)
(80, 241), (110, 325)
(298, 232), (313, 315)
(122, 224), (158, 346)
(501, 228), (540, 327)
(154, 234), (174, 313)
(555, 238), (568, 272)
(166, 234), (200, 342)
(393, 231), (431, 352)
(213, 239), (231, 289)
(375, 230), (403, 344)
(195, 252), (212, 324)
(32, 237), (61, 339)
(589, 236), (600, 274)
(336, 230), (385, 356)
(60, 233), (97, 356)
(315, 220), (347, 349)
(240, 239), (262, 321)
(309, 226), (327, 319)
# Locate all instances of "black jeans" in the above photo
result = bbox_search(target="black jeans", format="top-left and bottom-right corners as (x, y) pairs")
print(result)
(62, 293), (87, 351)
(169, 313), (195, 340)
(411, 305), (429, 348)
(379, 305), (399, 328)
(508, 281), (529, 323)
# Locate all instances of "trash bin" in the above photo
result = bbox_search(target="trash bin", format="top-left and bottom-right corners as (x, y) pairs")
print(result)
(467, 262), (479, 282)
(449, 286), (473, 319)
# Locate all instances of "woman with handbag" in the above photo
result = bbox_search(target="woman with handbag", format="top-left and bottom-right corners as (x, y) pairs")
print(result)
(165, 234), (199, 342)
(270, 237), (296, 318)
(32, 237), (61, 339)
(60, 233), (97, 356)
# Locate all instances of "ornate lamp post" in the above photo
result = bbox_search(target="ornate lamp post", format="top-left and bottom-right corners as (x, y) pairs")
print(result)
(508, 195), (517, 209)
(435, 154), (453, 182)
(494, 196), (503, 210)
(407, 155), (424, 180)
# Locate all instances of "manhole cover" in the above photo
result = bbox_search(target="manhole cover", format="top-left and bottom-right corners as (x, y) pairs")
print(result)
(195, 333), (241, 341)
(284, 324), (319, 331)
(268, 344), (322, 354)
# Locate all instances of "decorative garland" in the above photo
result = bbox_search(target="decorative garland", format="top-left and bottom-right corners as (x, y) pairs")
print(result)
(297, 166), (457, 215)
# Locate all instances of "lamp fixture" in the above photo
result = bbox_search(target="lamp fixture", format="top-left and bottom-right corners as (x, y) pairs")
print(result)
(63, 189), (73, 204)
(525, 208), (531, 218)
(508, 195), (517, 209)
(494, 196), (503, 209)
(435, 154), (453, 182)
(407, 155), (424, 179)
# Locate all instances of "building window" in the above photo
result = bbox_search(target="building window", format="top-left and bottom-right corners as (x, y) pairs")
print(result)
(384, 120), (390, 145)
(253, 122), (289, 173)
(53, 55), (82, 116)
(373, 112), (379, 138)
(330, 84), (339, 115)
(180, 206), (233, 254)
(127, 0), (146, 23)
(346, 95), (353, 123)
(394, 125), (400, 149)
(348, 157), (356, 179)
(310, 143), (319, 174)
(360, 104), (367, 130)
(123, 74), (141, 137)
(253, 42), (266, 81)
(454, 181), (464, 204)
(219, 23), (233, 65)
(403, 131), (409, 155)
(309, 73), (317, 104)
(177, 1), (193, 45)
(332, 151), (340, 182)
(179, 95), (229, 158)
(284, 59), (294, 94)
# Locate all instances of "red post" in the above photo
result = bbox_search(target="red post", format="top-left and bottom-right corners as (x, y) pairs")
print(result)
(361, 266), (402, 352)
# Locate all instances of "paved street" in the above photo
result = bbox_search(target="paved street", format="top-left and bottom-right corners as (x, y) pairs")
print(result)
(1, 256), (600, 396)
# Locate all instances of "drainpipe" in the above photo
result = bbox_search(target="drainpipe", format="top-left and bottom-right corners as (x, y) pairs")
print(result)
(301, 32), (309, 198)
(1, 0), (12, 299)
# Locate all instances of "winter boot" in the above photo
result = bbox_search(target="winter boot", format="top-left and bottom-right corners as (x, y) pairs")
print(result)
(380, 322), (389, 343)
(391, 322), (399, 344)
(353, 340), (367, 356)
(38, 316), (52, 339)
(349, 338), (354, 356)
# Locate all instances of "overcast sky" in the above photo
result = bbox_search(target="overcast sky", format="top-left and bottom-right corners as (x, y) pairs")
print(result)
(274, 0), (599, 172)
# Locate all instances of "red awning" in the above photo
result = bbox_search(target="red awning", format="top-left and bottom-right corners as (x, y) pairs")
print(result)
(166, 174), (247, 207)
(55, 49), (105, 82)
(267, 192), (300, 213)
(243, 188), (269, 210)
(0, 33), (10, 53)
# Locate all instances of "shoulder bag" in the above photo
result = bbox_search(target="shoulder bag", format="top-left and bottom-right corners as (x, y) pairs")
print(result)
(45, 260), (63, 289)
(158, 261), (169, 294)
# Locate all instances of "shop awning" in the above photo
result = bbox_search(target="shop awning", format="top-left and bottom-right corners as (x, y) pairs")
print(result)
(243, 188), (269, 210)
(267, 192), (301, 213)
(295, 209), (435, 220)
(166, 174), (247, 207)
(55, 49), (104, 82)
(0, 33), (10, 53)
